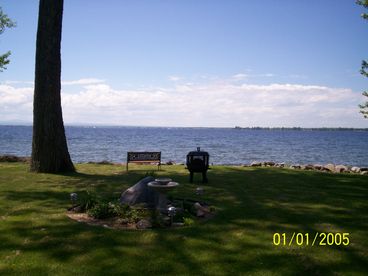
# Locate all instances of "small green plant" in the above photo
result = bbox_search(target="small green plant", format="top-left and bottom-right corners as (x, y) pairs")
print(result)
(107, 201), (127, 217)
(88, 202), (114, 219)
(183, 217), (195, 226)
(79, 190), (98, 211)
(125, 208), (141, 223)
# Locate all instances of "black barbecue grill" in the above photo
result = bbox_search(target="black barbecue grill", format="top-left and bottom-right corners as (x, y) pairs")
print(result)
(186, 147), (209, 183)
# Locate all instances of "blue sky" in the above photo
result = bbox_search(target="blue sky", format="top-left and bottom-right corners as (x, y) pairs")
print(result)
(0, 0), (367, 127)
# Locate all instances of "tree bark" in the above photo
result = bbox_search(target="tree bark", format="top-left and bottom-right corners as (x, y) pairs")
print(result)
(31, 0), (75, 173)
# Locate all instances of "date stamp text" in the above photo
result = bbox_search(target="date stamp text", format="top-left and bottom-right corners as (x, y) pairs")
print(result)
(272, 232), (350, 246)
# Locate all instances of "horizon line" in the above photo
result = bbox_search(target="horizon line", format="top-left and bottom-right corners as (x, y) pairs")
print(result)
(0, 123), (367, 130)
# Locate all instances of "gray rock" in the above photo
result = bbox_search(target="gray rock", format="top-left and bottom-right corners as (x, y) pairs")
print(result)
(120, 176), (158, 208)
(323, 164), (335, 172)
(263, 161), (276, 167)
(301, 164), (314, 170)
(335, 165), (348, 173)
(350, 166), (361, 173)
(136, 219), (152, 229)
(193, 202), (210, 217)
(250, 161), (262, 167)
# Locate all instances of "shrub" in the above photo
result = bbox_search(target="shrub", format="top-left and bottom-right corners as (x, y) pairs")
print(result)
(79, 190), (98, 211)
(107, 201), (125, 217)
(183, 217), (195, 226)
(88, 202), (115, 219)
(125, 208), (141, 223)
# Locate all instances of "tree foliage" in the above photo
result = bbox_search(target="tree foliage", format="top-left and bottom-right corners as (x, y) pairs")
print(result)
(357, 0), (368, 118)
(0, 7), (16, 71)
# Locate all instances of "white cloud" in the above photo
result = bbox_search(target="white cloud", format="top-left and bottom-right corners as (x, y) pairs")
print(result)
(61, 78), (105, 86)
(0, 84), (33, 122)
(168, 75), (182, 81)
(2, 80), (34, 85)
(0, 79), (366, 127)
(231, 73), (275, 81)
(232, 73), (248, 80)
(261, 73), (275, 77)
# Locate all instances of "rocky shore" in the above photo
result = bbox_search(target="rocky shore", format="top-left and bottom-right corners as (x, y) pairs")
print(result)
(1, 155), (367, 176)
(246, 161), (368, 175)
(0, 155), (30, 162)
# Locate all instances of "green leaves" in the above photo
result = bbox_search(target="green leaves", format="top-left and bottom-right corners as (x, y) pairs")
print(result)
(357, 1), (368, 118)
(359, 91), (368, 118)
(0, 7), (15, 71)
(361, 60), (368, 77)
(0, 51), (10, 72)
(0, 7), (16, 34)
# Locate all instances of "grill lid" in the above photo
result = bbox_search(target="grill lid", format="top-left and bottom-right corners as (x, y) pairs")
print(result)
(187, 147), (209, 156)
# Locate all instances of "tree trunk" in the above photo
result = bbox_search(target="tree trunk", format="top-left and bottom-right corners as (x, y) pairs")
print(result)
(31, 0), (75, 173)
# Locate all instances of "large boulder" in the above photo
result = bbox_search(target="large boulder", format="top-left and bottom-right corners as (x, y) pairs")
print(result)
(120, 176), (158, 208)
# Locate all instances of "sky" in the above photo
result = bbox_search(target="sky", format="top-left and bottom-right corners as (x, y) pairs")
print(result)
(0, 0), (367, 127)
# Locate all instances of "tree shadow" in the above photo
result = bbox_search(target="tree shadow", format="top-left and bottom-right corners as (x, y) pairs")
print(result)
(1, 165), (367, 274)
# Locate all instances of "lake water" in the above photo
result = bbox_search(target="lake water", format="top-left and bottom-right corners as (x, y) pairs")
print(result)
(0, 125), (367, 166)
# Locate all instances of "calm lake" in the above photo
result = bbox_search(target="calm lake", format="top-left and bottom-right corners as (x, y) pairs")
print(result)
(0, 125), (367, 166)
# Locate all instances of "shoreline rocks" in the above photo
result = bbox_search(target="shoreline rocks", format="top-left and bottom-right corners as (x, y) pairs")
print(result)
(0, 155), (29, 163)
(247, 160), (367, 175)
(1, 155), (367, 176)
(351, 166), (361, 173)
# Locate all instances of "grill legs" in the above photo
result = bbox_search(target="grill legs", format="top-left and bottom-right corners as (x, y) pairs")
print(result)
(189, 171), (208, 183)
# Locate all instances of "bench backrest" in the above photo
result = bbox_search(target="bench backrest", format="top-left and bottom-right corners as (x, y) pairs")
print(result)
(126, 152), (161, 171)
(127, 152), (161, 162)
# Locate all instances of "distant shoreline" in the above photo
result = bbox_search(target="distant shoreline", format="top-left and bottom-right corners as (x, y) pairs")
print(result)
(234, 126), (368, 131)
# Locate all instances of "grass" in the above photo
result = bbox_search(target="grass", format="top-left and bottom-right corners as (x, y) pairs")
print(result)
(0, 162), (367, 275)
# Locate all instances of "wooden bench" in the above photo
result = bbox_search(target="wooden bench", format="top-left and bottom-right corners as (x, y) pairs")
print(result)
(126, 151), (161, 171)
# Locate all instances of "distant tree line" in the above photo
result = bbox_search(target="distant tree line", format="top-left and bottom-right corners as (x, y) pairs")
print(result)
(234, 127), (368, 131)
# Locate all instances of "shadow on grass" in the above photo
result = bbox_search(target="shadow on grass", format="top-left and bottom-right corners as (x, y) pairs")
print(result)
(1, 164), (367, 274)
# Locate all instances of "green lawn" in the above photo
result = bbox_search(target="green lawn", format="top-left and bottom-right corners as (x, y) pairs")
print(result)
(0, 162), (367, 275)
